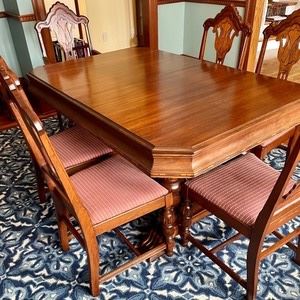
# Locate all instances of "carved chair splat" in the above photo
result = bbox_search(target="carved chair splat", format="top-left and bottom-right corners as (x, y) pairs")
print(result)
(35, 1), (93, 63)
(256, 9), (300, 80)
(199, 5), (251, 70)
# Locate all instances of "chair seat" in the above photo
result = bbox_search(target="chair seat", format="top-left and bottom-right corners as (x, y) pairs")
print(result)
(185, 153), (296, 228)
(70, 155), (168, 225)
(50, 126), (112, 169)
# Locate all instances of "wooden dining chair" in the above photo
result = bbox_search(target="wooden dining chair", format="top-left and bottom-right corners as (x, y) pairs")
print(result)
(35, 1), (93, 63)
(180, 125), (300, 300)
(2, 69), (175, 296)
(199, 5), (251, 70)
(0, 56), (112, 203)
(253, 9), (300, 158)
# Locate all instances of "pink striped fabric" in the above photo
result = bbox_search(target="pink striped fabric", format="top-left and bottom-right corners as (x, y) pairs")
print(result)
(50, 126), (112, 168)
(70, 155), (168, 224)
(186, 153), (295, 227)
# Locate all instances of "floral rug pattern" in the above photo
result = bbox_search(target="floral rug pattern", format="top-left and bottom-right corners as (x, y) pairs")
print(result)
(0, 118), (299, 300)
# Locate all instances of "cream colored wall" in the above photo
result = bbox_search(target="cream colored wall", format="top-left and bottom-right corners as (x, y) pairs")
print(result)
(85, 0), (137, 53)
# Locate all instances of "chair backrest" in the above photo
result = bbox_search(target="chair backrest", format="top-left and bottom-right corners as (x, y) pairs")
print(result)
(255, 125), (300, 234)
(256, 9), (300, 80)
(35, 1), (93, 63)
(199, 5), (251, 70)
(0, 60), (93, 233)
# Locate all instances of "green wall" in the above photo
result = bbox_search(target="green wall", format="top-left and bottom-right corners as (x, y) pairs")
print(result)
(0, 0), (43, 76)
(158, 2), (245, 68)
(0, 18), (21, 75)
(17, 0), (34, 15)
(0, 0), (21, 75)
(158, 2), (185, 55)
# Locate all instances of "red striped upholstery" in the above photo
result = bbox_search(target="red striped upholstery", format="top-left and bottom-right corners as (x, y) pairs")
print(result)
(70, 155), (168, 224)
(185, 153), (295, 227)
(50, 126), (112, 169)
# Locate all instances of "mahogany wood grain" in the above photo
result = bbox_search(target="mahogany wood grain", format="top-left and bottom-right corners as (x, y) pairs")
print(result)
(28, 48), (300, 180)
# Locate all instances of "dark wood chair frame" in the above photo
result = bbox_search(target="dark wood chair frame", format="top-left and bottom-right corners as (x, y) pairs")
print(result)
(180, 126), (300, 300)
(0, 67), (176, 297)
(199, 5), (251, 70)
(253, 9), (300, 158)
(0, 56), (113, 203)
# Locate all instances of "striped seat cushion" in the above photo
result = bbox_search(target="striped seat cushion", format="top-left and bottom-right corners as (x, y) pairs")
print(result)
(70, 155), (168, 225)
(185, 153), (295, 228)
(50, 126), (112, 169)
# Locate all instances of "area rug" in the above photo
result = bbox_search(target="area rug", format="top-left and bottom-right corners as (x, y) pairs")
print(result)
(0, 117), (299, 300)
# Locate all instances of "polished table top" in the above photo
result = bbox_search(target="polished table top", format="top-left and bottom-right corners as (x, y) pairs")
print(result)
(28, 48), (300, 178)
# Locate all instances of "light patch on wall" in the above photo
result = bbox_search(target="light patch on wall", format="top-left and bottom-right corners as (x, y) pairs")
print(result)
(85, 0), (137, 53)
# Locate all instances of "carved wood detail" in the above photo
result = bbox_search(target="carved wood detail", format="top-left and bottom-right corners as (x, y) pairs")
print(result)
(277, 25), (300, 80)
(35, 2), (92, 62)
(256, 9), (300, 80)
(214, 17), (240, 64)
(199, 5), (251, 69)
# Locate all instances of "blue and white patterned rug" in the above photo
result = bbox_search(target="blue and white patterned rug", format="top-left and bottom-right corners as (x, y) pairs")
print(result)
(0, 117), (299, 300)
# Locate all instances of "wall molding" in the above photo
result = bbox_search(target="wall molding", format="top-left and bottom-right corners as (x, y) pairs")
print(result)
(0, 11), (36, 22)
(158, 0), (246, 7)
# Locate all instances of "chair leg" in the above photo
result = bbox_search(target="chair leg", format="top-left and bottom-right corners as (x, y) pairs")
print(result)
(251, 145), (265, 159)
(246, 243), (262, 300)
(32, 158), (47, 203)
(85, 235), (100, 296)
(294, 235), (300, 265)
(180, 197), (192, 246)
(163, 206), (175, 256)
(55, 202), (70, 252)
(58, 218), (69, 251)
(57, 112), (64, 131)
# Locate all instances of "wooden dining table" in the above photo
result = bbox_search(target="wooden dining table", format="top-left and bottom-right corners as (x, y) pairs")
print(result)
(28, 47), (300, 207)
